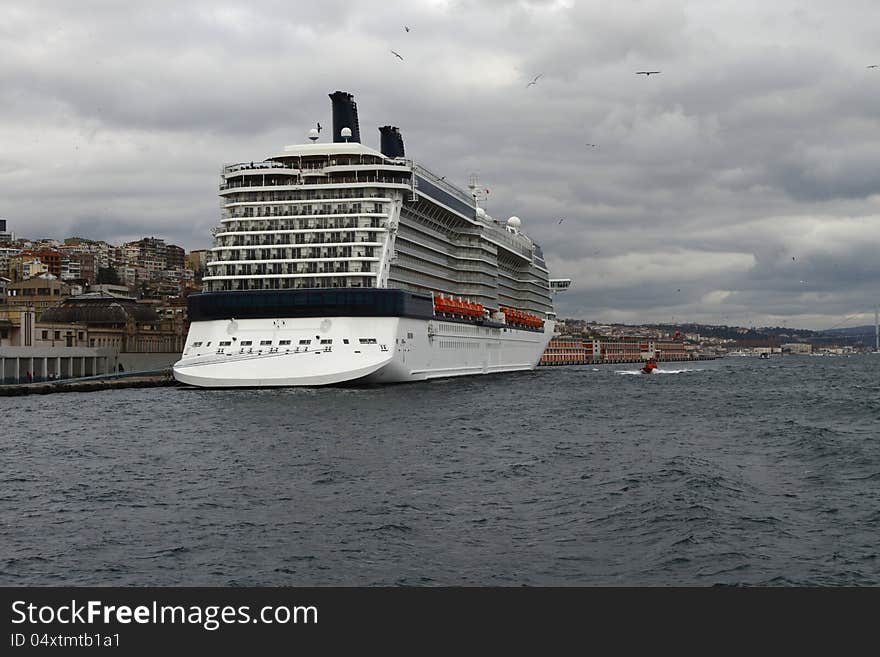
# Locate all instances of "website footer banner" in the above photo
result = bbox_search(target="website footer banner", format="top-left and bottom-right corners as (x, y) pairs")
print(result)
(1, 587), (871, 651)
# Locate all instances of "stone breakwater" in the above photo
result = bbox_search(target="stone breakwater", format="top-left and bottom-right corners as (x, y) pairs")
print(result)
(0, 372), (177, 396)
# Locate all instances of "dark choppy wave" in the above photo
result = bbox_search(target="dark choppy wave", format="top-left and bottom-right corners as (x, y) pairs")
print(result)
(2, 355), (879, 586)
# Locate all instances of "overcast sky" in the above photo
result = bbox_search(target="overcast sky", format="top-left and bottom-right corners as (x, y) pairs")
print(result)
(2, 0), (879, 329)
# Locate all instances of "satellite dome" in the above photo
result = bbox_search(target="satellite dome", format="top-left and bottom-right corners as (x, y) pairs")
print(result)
(476, 208), (487, 219)
(507, 216), (521, 228)
(307, 128), (319, 141)
(341, 126), (352, 138)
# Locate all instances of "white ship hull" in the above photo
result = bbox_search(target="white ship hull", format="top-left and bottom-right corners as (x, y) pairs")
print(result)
(173, 316), (554, 387)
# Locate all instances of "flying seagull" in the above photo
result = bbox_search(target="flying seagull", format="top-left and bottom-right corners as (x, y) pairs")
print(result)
(558, 218), (565, 224)
(868, 65), (879, 68)
(636, 71), (661, 76)
(316, 122), (322, 133)
(391, 50), (404, 61)
(404, 25), (411, 32)
(586, 143), (598, 148)
(526, 73), (543, 87)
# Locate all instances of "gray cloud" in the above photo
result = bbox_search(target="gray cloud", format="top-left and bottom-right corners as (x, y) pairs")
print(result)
(1, 0), (879, 329)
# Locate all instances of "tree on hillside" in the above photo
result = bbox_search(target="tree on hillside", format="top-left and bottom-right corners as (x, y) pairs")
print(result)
(96, 266), (121, 285)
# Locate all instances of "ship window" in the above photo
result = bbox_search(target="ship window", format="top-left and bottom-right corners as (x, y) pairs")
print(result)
(299, 339), (311, 345)
(192, 341), (203, 347)
(407, 332), (413, 339)
(260, 340), (272, 345)
(320, 339), (333, 345)
(279, 340), (291, 345)
(240, 340), (253, 346)
(358, 338), (377, 344)
(343, 339), (349, 344)
(219, 341), (232, 346)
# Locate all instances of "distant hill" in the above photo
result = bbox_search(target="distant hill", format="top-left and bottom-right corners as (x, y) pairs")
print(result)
(562, 319), (875, 347)
(818, 325), (875, 336)
(650, 323), (815, 342)
(814, 325), (876, 345)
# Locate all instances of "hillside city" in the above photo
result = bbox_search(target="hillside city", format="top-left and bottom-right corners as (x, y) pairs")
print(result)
(0, 217), (871, 383)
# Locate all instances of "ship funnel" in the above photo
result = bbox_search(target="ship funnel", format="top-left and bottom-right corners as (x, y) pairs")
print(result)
(329, 91), (361, 144)
(379, 125), (405, 159)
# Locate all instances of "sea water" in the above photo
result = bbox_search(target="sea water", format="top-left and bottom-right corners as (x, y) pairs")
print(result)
(2, 355), (878, 585)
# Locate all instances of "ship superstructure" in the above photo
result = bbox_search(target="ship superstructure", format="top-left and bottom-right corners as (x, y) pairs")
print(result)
(173, 91), (559, 387)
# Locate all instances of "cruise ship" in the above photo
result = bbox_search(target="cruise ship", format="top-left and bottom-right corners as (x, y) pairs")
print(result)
(173, 91), (564, 387)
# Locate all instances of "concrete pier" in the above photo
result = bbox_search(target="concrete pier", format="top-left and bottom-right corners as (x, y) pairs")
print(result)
(0, 345), (116, 384)
(0, 369), (177, 396)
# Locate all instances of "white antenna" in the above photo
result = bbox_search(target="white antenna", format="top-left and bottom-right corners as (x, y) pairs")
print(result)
(467, 172), (487, 210)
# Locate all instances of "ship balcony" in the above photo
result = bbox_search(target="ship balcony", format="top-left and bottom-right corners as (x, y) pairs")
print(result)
(499, 292), (553, 309)
(223, 161), (289, 174)
(215, 226), (388, 237)
(391, 260), (496, 288)
(322, 164), (413, 175)
(202, 270), (379, 281)
(217, 225), (388, 239)
(212, 246), (383, 257)
(222, 203), (386, 213)
(210, 251), (381, 262)
(212, 237), (384, 249)
(397, 227), (498, 262)
(388, 277), (492, 301)
(218, 213), (388, 226)
(499, 274), (551, 290)
(222, 206), (385, 215)
(394, 235), (498, 269)
(310, 175), (411, 186)
(223, 192), (391, 205)
(208, 256), (379, 267)
(215, 228), (387, 241)
(219, 177), (411, 191)
(393, 246), (495, 275)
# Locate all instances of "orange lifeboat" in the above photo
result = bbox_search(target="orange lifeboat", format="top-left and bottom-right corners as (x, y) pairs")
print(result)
(434, 295), (485, 320)
(500, 306), (544, 330)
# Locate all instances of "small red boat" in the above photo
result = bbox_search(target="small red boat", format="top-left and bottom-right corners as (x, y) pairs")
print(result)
(641, 358), (657, 374)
